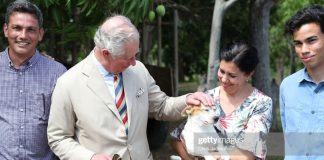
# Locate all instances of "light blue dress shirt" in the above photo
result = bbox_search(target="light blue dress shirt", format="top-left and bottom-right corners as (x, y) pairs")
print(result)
(91, 51), (116, 101)
(280, 68), (324, 160)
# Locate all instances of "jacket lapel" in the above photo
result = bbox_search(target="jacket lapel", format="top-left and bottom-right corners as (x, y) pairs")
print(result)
(81, 55), (123, 123)
(122, 69), (137, 127)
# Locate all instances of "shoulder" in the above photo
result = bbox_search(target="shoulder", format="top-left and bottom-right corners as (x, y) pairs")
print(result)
(280, 69), (304, 87)
(252, 88), (272, 104)
(0, 51), (6, 65)
(0, 50), (5, 57)
(38, 54), (67, 73)
(126, 60), (150, 76)
(57, 59), (85, 81)
(129, 60), (147, 71)
(205, 86), (220, 97)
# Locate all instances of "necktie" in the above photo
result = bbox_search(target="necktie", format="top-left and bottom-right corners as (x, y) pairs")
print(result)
(114, 73), (128, 135)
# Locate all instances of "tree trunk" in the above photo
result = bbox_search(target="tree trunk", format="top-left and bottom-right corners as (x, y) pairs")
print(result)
(207, 0), (239, 90)
(173, 8), (179, 96)
(157, 16), (162, 67)
(141, 22), (155, 64)
(275, 57), (284, 84)
(249, 0), (275, 129)
(249, 0), (274, 96)
(288, 44), (296, 74)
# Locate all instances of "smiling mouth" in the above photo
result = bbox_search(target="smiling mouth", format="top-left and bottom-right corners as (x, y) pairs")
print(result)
(222, 84), (231, 88)
(16, 42), (29, 47)
(301, 55), (314, 62)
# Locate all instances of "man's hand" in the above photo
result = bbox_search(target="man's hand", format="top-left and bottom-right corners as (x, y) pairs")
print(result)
(185, 92), (214, 107)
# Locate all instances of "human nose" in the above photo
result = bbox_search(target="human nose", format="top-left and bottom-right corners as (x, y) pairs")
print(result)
(301, 44), (310, 55)
(18, 29), (27, 39)
(220, 74), (229, 83)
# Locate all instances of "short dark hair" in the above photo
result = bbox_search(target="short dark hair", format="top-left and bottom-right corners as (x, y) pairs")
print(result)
(285, 5), (324, 35)
(5, 0), (43, 28)
(220, 40), (259, 74)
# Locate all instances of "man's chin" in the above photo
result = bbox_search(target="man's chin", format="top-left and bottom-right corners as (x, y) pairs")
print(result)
(13, 48), (34, 56)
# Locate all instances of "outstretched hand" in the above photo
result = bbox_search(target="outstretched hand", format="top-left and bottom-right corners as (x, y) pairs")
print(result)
(185, 92), (214, 107)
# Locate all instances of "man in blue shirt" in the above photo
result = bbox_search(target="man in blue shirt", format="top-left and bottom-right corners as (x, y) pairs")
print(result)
(0, 0), (66, 159)
(280, 5), (324, 160)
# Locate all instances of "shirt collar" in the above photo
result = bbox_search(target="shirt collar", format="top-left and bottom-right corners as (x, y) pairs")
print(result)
(91, 50), (114, 77)
(298, 68), (315, 84)
(4, 47), (41, 69)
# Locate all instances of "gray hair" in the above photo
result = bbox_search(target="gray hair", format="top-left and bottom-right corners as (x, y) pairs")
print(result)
(94, 15), (140, 57)
(5, 0), (43, 28)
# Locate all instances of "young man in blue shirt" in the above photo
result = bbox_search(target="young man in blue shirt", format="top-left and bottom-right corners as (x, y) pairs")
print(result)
(280, 5), (324, 160)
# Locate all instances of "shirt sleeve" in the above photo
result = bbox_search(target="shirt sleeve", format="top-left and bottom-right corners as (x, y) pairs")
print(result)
(236, 97), (273, 160)
(279, 84), (286, 131)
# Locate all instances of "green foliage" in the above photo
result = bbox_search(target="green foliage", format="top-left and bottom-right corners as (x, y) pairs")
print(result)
(2, 0), (323, 80)
(0, 0), (11, 49)
(270, 0), (324, 76)
(222, 0), (249, 47)
(157, 0), (215, 80)
(148, 10), (156, 21)
(2, 0), (149, 67)
(156, 5), (166, 16)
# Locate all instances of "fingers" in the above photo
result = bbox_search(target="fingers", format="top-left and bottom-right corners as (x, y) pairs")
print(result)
(185, 92), (214, 106)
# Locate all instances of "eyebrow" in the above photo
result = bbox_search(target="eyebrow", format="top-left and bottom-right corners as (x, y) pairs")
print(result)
(294, 35), (318, 42)
(219, 68), (237, 75)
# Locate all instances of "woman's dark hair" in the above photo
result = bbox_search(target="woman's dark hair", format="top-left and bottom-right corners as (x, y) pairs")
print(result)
(220, 41), (259, 74)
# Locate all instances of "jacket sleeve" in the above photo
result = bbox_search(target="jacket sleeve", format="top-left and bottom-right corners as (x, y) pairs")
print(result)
(137, 62), (187, 121)
(47, 78), (95, 160)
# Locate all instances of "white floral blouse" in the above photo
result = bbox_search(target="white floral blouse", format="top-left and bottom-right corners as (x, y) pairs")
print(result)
(171, 86), (273, 160)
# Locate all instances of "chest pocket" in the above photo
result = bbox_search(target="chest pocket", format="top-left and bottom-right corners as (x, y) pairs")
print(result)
(284, 104), (307, 132)
(30, 93), (52, 121)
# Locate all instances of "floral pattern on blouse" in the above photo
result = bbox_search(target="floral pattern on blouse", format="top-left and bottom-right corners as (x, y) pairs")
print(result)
(171, 86), (272, 160)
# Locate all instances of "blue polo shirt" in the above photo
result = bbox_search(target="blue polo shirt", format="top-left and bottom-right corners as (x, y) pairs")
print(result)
(280, 68), (324, 160)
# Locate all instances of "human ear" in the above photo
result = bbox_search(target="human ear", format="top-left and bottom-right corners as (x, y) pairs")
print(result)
(3, 23), (8, 37)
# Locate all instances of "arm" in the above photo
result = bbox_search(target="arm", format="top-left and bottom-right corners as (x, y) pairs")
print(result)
(171, 139), (254, 160)
(279, 84), (286, 131)
(138, 62), (213, 121)
(234, 96), (273, 160)
(219, 148), (255, 160)
(171, 140), (194, 160)
(47, 80), (95, 160)
(171, 139), (255, 160)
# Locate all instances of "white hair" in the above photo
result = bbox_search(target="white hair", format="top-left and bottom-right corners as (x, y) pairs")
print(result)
(94, 15), (140, 57)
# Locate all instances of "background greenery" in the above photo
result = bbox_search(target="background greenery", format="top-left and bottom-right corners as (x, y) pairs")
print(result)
(1, 0), (322, 80)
